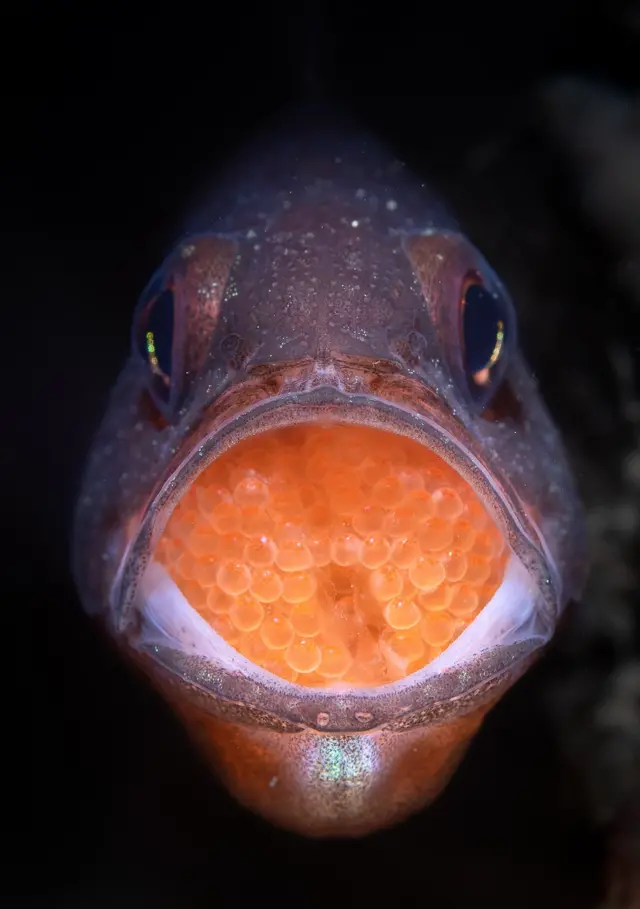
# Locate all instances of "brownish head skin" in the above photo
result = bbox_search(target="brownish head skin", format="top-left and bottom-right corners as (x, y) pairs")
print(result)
(73, 107), (587, 836)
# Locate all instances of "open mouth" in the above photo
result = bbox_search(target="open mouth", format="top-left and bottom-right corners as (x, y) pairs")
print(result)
(139, 422), (515, 689)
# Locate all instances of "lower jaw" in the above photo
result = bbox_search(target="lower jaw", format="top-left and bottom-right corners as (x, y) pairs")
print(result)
(132, 642), (530, 837)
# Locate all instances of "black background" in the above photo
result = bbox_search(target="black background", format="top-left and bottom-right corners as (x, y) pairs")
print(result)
(7, 2), (640, 906)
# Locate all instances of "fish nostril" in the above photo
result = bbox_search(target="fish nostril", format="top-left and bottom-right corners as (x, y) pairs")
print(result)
(152, 423), (509, 687)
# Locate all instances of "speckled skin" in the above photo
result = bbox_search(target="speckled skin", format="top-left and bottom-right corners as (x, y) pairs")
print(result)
(73, 107), (587, 835)
(151, 653), (509, 838)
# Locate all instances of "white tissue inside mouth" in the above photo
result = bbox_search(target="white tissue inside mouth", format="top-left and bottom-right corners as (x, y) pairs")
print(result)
(421, 555), (543, 676)
(137, 555), (544, 681)
(137, 562), (253, 671)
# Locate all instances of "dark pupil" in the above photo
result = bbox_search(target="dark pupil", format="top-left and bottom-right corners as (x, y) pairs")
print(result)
(142, 286), (174, 381)
(462, 284), (506, 376)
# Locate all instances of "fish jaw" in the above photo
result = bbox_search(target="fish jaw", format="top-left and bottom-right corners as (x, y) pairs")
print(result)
(97, 382), (557, 837)
(139, 643), (529, 838)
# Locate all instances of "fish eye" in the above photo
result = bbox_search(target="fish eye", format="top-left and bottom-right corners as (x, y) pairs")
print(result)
(133, 272), (176, 411)
(460, 274), (515, 410)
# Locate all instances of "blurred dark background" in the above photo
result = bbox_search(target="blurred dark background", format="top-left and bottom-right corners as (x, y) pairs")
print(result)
(5, 2), (640, 907)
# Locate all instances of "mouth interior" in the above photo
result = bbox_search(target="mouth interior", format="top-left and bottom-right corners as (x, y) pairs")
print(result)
(153, 423), (508, 687)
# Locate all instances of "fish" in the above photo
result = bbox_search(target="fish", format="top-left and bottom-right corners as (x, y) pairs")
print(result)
(73, 106), (587, 837)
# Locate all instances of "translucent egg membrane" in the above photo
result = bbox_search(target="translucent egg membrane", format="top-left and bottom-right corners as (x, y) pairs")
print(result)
(138, 423), (518, 688)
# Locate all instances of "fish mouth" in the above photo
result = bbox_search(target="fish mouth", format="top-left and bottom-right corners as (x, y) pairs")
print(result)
(114, 386), (558, 733)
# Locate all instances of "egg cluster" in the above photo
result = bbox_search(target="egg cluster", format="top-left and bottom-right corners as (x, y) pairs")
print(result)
(155, 424), (508, 687)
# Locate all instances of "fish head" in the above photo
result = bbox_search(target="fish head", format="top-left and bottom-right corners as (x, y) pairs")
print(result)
(73, 111), (587, 836)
